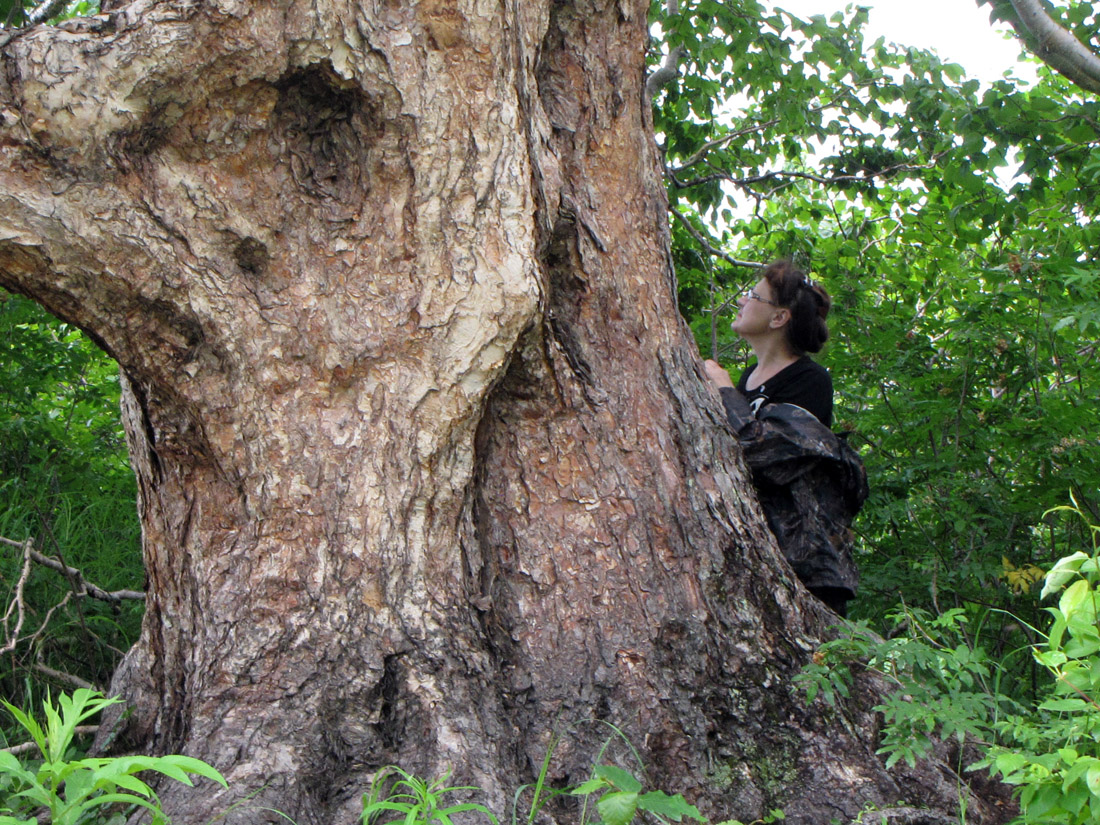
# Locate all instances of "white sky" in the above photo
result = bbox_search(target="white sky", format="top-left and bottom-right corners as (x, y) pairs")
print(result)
(770, 0), (1038, 85)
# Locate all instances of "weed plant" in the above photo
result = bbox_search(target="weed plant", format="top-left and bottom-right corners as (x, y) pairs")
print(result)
(799, 501), (1100, 825)
(0, 689), (225, 825)
(362, 766), (499, 825)
(362, 757), (776, 825)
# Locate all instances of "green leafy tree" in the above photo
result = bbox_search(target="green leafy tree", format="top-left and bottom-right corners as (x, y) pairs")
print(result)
(655, 0), (1100, 694)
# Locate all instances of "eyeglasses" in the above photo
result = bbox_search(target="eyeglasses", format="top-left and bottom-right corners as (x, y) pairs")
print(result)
(746, 288), (778, 306)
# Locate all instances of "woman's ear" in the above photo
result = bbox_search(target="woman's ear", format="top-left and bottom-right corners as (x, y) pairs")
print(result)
(770, 307), (791, 329)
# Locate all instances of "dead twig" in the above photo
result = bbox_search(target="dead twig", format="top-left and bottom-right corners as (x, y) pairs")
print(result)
(1, 538), (33, 656)
(34, 661), (96, 691)
(1, 535), (145, 604)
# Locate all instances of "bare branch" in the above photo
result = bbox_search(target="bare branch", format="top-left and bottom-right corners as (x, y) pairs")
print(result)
(1005, 0), (1100, 93)
(29, 548), (145, 602)
(0, 539), (33, 656)
(670, 153), (948, 197)
(0, 0), (68, 50)
(646, 0), (685, 100)
(34, 661), (97, 691)
(665, 90), (867, 174)
(26, 590), (74, 649)
(668, 206), (761, 269)
(673, 117), (783, 170)
(25, 0), (70, 26)
(1, 535), (145, 604)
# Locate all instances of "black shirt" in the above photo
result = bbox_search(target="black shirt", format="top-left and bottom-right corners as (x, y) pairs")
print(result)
(736, 356), (833, 427)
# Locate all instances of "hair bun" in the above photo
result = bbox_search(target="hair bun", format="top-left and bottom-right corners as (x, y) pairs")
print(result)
(761, 260), (831, 354)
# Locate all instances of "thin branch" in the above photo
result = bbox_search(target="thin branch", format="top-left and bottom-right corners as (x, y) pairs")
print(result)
(0, 0), (67, 49)
(673, 117), (782, 170)
(646, 0), (685, 100)
(671, 155), (946, 192)
(29, 548), (145, 602)
(862, 220), (902, 255)
(26, 590), (74, 650)
(668, 206), (761, 269)
(25, 0), (70, 26)
(34, 661), (96, 691)
(0, 539), (33, 656)
(706, 293), (740, 318)
(1, 535), (145, 604)
(666, 89), (865, 175)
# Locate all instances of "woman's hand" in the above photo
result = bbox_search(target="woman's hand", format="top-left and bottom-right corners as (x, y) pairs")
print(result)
(704, 359), (734, 389)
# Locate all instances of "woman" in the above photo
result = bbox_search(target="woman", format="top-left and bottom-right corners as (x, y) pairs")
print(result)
(705, 260), (866, 616)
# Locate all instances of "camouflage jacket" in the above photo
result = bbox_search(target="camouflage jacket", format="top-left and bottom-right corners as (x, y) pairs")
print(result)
(719, 387), (868, 597)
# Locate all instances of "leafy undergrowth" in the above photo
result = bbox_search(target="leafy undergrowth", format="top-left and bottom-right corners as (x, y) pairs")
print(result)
(0, 689), (225, 825)
(800, 503), (1100, 825)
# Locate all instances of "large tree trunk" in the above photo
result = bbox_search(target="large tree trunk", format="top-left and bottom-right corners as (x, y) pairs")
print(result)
(1, 1), (1006, 823)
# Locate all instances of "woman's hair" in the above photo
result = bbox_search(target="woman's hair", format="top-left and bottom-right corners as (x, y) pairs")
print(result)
(762, 260), (831, 354)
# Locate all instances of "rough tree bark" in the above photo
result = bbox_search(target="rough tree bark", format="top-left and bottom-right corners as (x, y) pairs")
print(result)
(1, 2), (1008, 823)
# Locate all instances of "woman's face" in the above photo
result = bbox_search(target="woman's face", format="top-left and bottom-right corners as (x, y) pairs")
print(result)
(731, 278), (780, 338)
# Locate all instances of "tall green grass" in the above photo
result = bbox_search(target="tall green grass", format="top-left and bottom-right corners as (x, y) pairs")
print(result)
(0, 290), (143, 723)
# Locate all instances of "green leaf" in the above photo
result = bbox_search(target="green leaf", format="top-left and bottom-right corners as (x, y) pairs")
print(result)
(1040, 697), (1090, 712)
(596, 791), (639, 825)
(636, 791), (704, 821)
(154, 754), (228, 788)
(593, 766), (642, 794)
(1043, 552), (1089, 599)
(1087, 766), (1100, 797)
(570, 777), (608, 796)
(1060, 579), (1092, 620)
(2, 702), (47, 760)
(0, 751), (36, 786)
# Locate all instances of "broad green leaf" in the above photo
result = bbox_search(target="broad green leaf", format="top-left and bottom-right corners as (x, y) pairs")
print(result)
(1087, 766), (1100, 797)
(94, 770), (153, 796)
(637, 791), (704, 821)
(597, 791), (639, 825)
(571, 777), (608, 796)
(1060, 579), (1092, 620)
(60, 767), (97, 806)
(153, 754), (228, 787)
(2, 703), (46, 760)
(0, 751), (35, 784)
(1043, 552), (1089, 599)
(593, 766), (642, 794)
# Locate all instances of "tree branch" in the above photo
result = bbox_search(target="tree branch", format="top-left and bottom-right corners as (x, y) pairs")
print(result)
(671, 157), (943, 191)
(1004, 0), (1100, 93)
(668, 206), (761, 270)
(0, 538), (33, 656)
(25, 0), (70, 26)
(646, 0), (685, 100)
(671, 117), (782, 170)
(0, 535), (145, 603)
(34, 661), (96, 691)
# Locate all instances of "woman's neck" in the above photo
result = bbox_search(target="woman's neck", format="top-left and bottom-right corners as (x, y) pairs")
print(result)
(748, 337), (800, 385)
